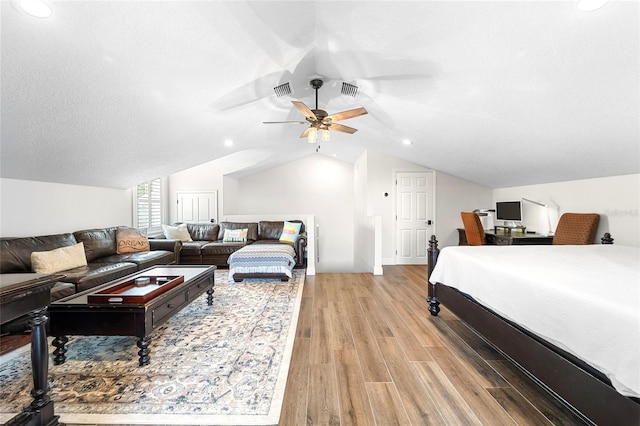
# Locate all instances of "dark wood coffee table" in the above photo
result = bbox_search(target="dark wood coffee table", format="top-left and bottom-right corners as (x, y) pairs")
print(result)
(49, 265), (215, 366)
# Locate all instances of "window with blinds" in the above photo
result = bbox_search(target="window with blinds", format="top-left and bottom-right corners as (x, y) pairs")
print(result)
(136, 178), (162, 233)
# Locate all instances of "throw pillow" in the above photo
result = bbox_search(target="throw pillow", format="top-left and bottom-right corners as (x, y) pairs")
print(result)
(279, 221), (302, 243)
(31, 242), (88, 274)
(116, 227), (150, 254)
(162, 224), (192, 242)
(223, 228), (248, 243)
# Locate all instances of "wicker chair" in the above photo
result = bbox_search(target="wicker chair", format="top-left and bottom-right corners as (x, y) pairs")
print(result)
(461, 212), (486, 246)
(552, 213), (600, 245)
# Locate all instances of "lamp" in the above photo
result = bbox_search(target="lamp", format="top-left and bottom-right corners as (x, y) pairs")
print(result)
(307, 127), (317, 143)
(522, 198), (553, 235)
(308, 127), (330, 143)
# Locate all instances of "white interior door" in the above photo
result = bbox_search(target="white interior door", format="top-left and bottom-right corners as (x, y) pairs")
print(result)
(395, 172), (433, 264)
(176, 191), (218, 223)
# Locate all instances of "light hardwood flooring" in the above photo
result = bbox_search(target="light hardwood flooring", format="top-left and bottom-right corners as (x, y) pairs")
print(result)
(279, 265), (586, 425)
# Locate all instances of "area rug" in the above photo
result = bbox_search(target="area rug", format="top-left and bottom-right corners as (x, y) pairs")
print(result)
(0, 269), (305, 425)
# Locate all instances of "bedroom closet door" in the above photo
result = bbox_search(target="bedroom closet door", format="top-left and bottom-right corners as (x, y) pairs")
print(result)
(395, 172), (434, 265)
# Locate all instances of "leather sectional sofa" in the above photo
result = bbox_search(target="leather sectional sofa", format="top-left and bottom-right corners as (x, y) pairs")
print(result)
(0, 226), (181, 303)
(161, 220), (307, 268)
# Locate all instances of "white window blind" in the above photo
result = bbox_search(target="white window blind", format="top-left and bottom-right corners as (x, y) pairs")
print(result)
(136, 178), (162, 233)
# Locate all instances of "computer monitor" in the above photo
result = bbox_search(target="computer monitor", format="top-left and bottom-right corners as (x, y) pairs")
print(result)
(495, 201), (522, 222)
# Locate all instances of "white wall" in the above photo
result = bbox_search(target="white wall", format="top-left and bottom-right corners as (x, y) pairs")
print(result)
(0, 178), (132, 237)
(364, 150), (434, 264)
(222, 175), (239, 215)
(434, 172), (494, 248)
(494, 174), (640, 246)
(233, 154), (355, 272)
(167, 161), (226, 223)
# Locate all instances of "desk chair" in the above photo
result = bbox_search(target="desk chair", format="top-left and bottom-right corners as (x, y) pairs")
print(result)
(552, 213), (600, 245)
(461, 212), (486, 246)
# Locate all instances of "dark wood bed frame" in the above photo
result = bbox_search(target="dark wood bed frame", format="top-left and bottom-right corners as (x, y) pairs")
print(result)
(426, 234), (639, 426)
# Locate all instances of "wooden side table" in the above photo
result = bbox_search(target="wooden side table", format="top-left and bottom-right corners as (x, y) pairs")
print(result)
(0, 273), (63, 426)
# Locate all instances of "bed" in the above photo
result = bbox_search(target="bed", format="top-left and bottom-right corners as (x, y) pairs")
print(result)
(427, 234), (640, 425)
(227, 243), (296, 282)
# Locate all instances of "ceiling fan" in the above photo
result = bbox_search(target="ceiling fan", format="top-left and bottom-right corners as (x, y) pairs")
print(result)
(263, 78), (368, 143)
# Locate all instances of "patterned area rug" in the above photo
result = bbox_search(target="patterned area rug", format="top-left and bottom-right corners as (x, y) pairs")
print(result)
(0, 269), (304, 425)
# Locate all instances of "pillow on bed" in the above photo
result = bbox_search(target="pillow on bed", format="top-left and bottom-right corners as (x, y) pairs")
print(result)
(279, 221), (302, 243)
(223, 228), (248, 243)
(31, 242), (87, 274)
(162, 224), (192, 242)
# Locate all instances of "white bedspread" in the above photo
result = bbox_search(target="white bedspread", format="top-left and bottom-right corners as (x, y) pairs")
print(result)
(429, 244), (640, 398)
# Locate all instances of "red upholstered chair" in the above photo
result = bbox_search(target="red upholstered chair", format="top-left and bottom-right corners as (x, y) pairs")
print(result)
(461, 212), (486, 246)
(552, 213), (600, 245)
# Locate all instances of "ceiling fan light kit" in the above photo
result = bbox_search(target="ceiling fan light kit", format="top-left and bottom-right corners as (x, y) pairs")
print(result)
(264, 78), (368, 144)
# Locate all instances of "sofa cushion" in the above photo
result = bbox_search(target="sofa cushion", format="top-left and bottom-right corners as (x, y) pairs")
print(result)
(0, 234), (78, 273)
(116, 227), (150, 254)
(59, 262), (138, 293)
(184, 223), (219, 241)
(180, 241), (209, 257)
(162, 224), (192, 242)
(98, 250), (175, 269)
(30, 242), (88, 274)
(51, 282), (76, 301)
(74, 227), (118, 262)
(201, 241), (247, 256)
(218, 222), (258, 242)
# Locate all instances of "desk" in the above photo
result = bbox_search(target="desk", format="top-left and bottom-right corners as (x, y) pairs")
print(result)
(457, 229), (553, 246)
(0, 273), (62, 426)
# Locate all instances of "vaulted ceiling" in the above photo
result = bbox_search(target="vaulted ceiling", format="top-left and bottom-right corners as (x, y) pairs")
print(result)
(1, 1), (638, 189)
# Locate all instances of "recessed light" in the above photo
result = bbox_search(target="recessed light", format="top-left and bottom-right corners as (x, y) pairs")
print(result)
(224, 139), (233, 147)
(577, 0), (609, 12)
(402, 139), (412, 146)
(18, 0), (53, 18)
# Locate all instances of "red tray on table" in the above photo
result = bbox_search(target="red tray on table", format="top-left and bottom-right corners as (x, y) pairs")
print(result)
(87, 275), (184, 304)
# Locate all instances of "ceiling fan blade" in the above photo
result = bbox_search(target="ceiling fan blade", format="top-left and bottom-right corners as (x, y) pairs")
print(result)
(262, 121), (307, 124)
(299, 127), (311, 138)
(328, 123), (358, 134)
(326, 107), (368, 123)
(292, 101), (317, 121)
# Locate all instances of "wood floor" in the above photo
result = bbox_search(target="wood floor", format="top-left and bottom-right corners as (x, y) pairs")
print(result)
(279, 265), (587, 425)
(1, 266), (587, 425)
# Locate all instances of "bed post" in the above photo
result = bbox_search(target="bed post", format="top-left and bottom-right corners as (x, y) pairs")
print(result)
(427, 235), (440, 316)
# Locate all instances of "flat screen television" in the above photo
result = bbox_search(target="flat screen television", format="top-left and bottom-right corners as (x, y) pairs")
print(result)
(496, 201), (522, 222)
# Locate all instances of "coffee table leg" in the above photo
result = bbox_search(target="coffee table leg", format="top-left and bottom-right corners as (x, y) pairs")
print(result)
(52, 335), (68, 365)
(207, 286), (214, 305)
(137, 336), (151, 366)
(21, 308), (60, 426)
(29, 308), (50, 409)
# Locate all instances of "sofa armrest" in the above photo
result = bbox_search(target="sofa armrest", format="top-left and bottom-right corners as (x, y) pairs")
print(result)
(295, 232), (308, 267)
(149, 239), (183, 264)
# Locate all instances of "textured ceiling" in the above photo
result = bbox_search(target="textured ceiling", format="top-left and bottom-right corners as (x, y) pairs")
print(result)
(1, 1), (638, 189)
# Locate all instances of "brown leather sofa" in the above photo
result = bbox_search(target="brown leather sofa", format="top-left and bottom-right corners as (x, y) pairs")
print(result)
(0, 227), (181, 301)
(162, 220), (307, 268)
